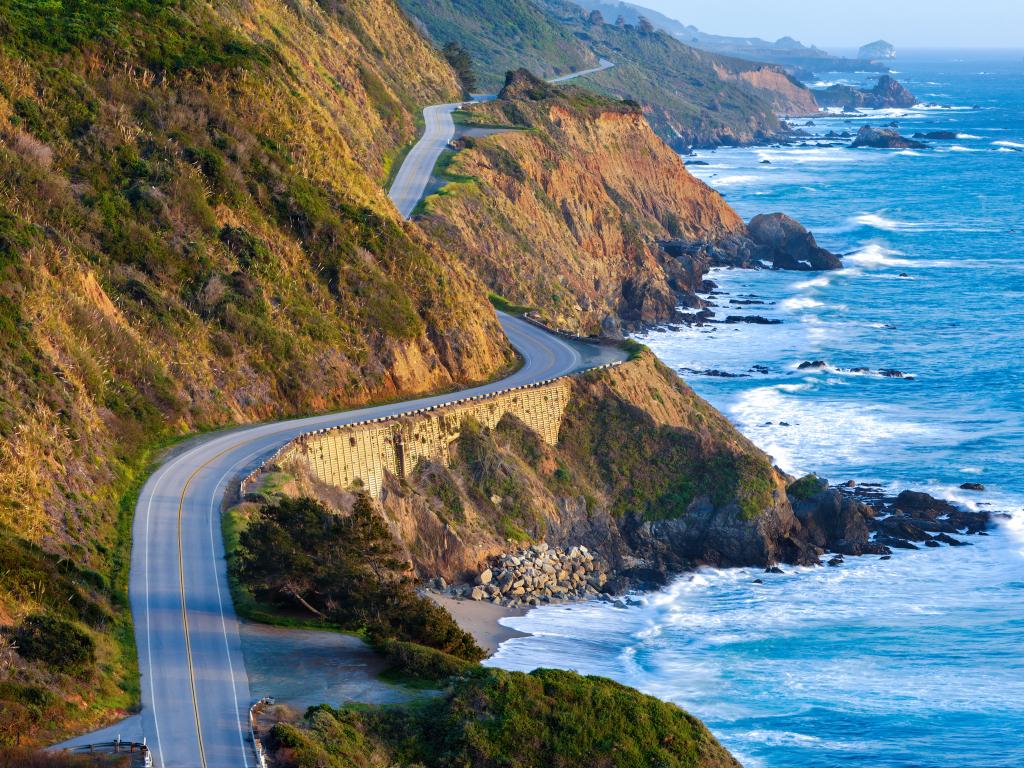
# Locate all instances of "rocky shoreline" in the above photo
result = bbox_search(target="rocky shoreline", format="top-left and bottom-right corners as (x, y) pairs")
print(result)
(430, 479), (993, 609)
(432, 542), (609, 608)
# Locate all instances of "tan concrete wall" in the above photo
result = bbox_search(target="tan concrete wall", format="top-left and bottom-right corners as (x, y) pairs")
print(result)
(274, 377), (574, 498)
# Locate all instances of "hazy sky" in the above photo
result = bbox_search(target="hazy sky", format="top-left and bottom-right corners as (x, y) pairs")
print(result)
(636, 0), (1024, 49)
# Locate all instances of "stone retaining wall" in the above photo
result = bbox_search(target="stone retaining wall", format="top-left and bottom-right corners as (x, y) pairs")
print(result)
(263, 374), (596, 498)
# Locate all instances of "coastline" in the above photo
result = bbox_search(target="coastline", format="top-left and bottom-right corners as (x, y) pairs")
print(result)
(428, 593), (532, 654)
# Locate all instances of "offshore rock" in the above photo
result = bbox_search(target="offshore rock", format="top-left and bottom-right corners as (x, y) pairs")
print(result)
(859, 40), (897, 61)
(747, 213), (843, 270)
(851, 125), (928, 150)
(817, 75), (916, 110)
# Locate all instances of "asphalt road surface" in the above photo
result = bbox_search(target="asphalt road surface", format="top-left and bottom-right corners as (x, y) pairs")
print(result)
(61, 314), (625, 767)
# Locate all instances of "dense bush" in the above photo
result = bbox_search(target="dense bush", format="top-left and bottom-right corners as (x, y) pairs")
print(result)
(233, 495), (483, 661)
(15, 614), (96, 676)
(371, 637), (474, 682)
(558, 389), (775, 521)
(267, 668), (740, 768)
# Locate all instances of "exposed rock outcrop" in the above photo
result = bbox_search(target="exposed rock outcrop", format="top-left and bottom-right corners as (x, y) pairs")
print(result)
(816, 75), (916, 110)
(746, 213), (843, 270)
(419, 70), (840, 333)
(851, 125), (928, 149)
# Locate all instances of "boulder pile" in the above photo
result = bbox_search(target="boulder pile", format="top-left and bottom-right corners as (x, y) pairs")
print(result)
(458, 543), (609, 607)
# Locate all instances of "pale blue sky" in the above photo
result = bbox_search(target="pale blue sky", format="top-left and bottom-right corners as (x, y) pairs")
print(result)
(638, 0), (1024, 49)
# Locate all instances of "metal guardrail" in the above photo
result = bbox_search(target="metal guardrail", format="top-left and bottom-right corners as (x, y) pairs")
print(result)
(65, 737), (152, 766)
(250, 698), (271, 768)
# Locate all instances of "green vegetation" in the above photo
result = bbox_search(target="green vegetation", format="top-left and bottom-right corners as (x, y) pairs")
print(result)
(401, 0), (803, 148)
(621, 338), (647, 360)
(539, 1), (787, 147)
(457, 419), (547, 539)
(442, 41), (477, 94)
(398, 0), (596, 91)
(266, 667), (739, 768)
(372, 637), (474, 683)
(14, 615), (95, 676)
(487, 291), (533, 316)
(0, 0), (504, 742)
(558, 389), (774, 522)
(788, 473), (827, 501)
(232, 495), (483, 661)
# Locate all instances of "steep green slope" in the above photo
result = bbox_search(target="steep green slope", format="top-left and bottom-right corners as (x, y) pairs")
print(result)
(0, 0), (511, 744)
(397, 0), (597, 91)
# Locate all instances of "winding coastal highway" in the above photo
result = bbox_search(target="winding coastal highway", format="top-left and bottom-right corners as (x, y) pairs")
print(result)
(60, 57), (620, 768)
(387, 58), (613, 218)
(61, 316), (624, 767)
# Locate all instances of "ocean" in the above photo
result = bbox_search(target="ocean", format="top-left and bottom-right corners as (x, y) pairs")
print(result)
(486, 51), (1024, 767)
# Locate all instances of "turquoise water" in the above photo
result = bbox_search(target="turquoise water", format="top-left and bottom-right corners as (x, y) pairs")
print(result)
(488, 51), (1024, 767)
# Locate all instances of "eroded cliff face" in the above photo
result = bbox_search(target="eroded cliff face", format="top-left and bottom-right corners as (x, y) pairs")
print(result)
(417, 75), (745, 333)
(290, 353), (816, 588)
(712, 63), (819, 116)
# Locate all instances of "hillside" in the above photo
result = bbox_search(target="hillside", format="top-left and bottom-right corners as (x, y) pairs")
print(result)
(400, 0), (817, 148)
(267, 667), (741, 768)
(538, 0), (817, 146)
(397, 0), (598, 91)
(0, 0), (513, 743)
(571, 0), (886, 76)
(274, 352), (818, 588)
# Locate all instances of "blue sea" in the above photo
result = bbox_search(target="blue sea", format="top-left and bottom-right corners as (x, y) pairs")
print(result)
(487, 51), (1024, 767)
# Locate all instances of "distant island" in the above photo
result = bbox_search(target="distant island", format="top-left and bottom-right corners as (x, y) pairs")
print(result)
(859, 40), (897, 61)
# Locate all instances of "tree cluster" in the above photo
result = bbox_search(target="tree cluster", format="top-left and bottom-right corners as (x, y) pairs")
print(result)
(233, 495), (483, 661)
(443, 41), (477, 94)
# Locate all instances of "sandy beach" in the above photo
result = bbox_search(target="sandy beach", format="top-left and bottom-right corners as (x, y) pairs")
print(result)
(429, 593), (531, 654)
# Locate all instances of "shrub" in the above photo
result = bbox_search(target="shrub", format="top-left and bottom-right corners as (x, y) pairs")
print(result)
(270, 668), (740, 768)
(15, 615), (95, 675)
(371, 637), (473, 682)
(787, 473), (826, 501)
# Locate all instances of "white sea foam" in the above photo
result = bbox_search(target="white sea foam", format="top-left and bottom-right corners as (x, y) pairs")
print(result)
(949, 145), (982, 152)
(713, 174), (762, 186)
(993, 140), (1024, 149)
(957, 133), (983, 139)
(851, 213), (927, 232)
(794, 275), (831, 289)
(896, 150), (923, 157)
(781, 297), (825, 310)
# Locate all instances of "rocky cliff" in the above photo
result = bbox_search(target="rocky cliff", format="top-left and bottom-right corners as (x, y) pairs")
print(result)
(712, 62), (819, 116)
(417, 71), (837, 334)
(286, 353), (821, 591)
(815, 75), (917, 111)
(416, 71), (745, 333)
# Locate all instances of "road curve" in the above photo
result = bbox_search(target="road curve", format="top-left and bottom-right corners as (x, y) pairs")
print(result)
(387, 58), (613, 220)
(61, 314), (624, 767)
